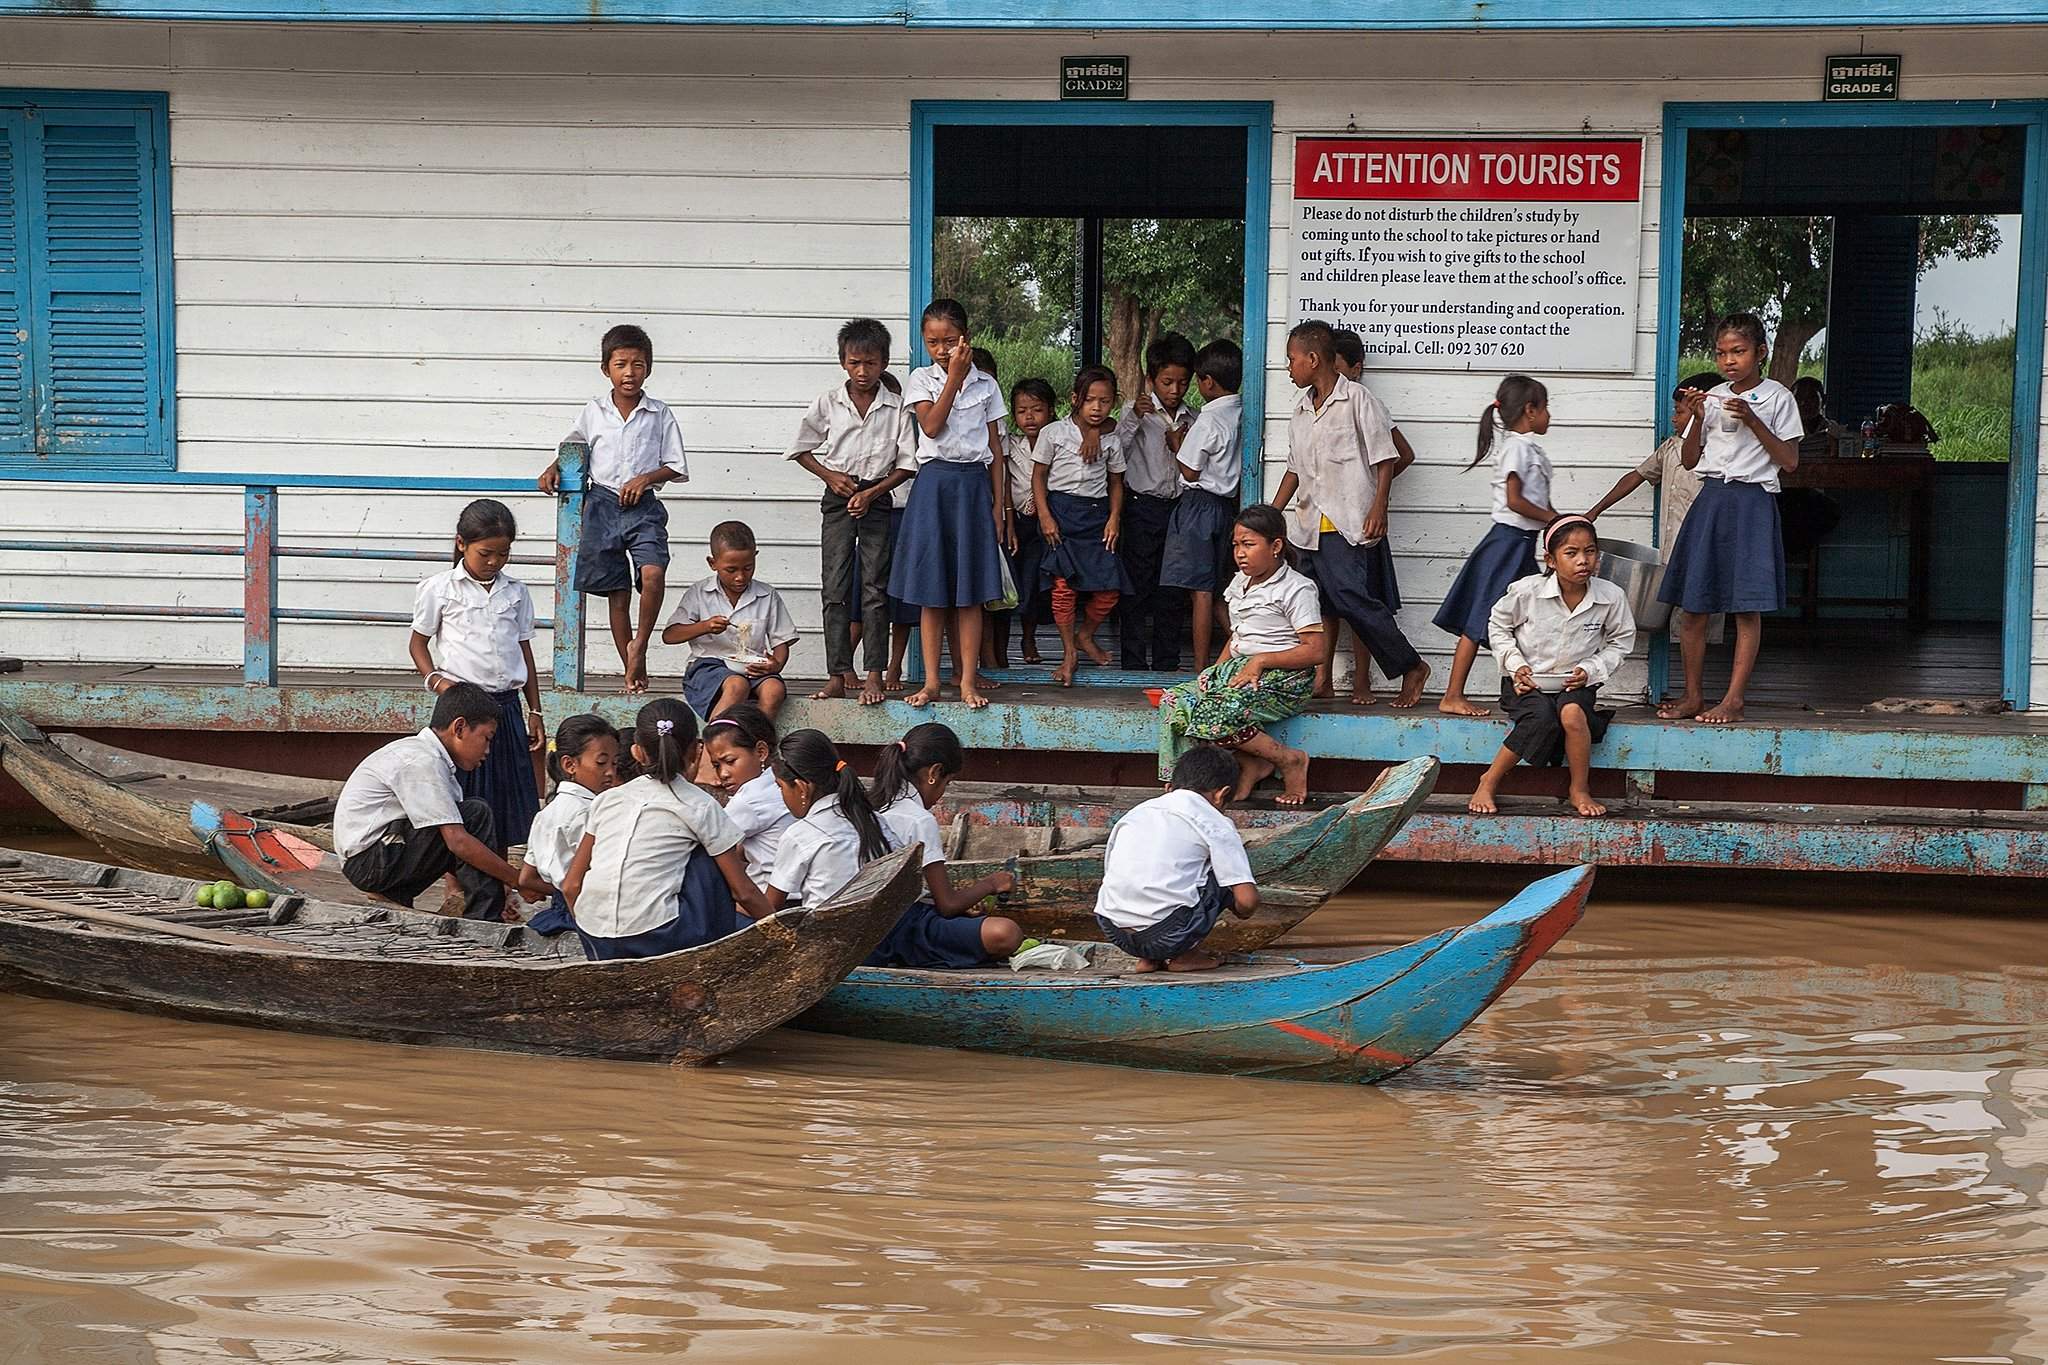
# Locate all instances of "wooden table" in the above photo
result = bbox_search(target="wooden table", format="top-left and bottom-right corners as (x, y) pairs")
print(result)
(1781, 445), (1935, 628)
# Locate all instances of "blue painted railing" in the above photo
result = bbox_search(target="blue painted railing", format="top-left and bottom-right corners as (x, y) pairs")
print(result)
(0, 441), (591, 691)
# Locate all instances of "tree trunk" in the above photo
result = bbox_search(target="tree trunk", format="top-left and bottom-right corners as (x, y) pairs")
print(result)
(1105, 289), (1148, 403)
(1770, 317), (1822, 386)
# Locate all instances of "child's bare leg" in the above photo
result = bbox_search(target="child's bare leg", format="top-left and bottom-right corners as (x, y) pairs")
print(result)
(1051, 580), (1080, 686)
(754, 677), (788, 721)
(1701, 612), (1760, 725)
(1659, 612), (1710, 719)
(606, 590), (634, 688)
(628, 566), (664, 692)
(1235, 729), (1309, 806)
(1020, 606), (1043, 664)
(1190, 590), (1216, 667)
(1559, 703), (1604, 814)
(1077, 592), (1114, 665)
(976, 610), (1002, 688)
(906, 608), (946, 707)
(1349, 634), (1380, 706)
(1312, 625), (1339, 699)
(1466, 745), (1521, 814)
(978, 915), (1023, 957)
(991, 610), (1012, 669)
(1437, 637), (1490, 716)
(956, 607), (989, 708)
(1230, 746), (1276, 800)
(711, 674), (750, 718)
(885, 624), (911, 692)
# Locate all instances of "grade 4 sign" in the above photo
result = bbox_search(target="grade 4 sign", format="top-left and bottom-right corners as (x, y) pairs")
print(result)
(1290, 136), (1645, 373)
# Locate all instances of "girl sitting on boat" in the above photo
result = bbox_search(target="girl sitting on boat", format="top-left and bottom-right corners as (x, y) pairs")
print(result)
(758, 729), (1022, 967)
(1158, 503), (1326, 806)
(1094, 745), (1260, 973)
(868, 722), (1025, 958)
(702, 702), (792, 897)
(561, 699), (773, 960)
(1466, 515), (1635, 819)
(518, 712), (620, 936)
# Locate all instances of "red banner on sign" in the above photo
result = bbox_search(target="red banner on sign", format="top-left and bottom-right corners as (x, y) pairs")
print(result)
(1294, 137), (1643, 203)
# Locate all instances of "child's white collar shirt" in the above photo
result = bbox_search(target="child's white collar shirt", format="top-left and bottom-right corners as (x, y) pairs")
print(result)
(1003, 430), (1041, 515)
(786, 381), (916, 483)
(1033, 417), (1128, 500)
(904, 364), (1005, 466)
(1489, 430), (1554, 532)
(575, 774), (741, 939)
(569, 392), (689, 495)
(1283, 375), (1401, 550)
(1486, 572), (1636, 690)
(1178, 393), (1243, 498)
(877, 792), (948, 871)
(1095, 788), (1255, 930)
(723, 769), (794, 889)
(1699, 378), (1803, 490)
(1121, 399), (1195, 499)
(332, 729), (464, 859)
(411, 566), (534, 694)
(526, 781), (597, 887)
(667, 576), (799, 672)
(1223, 564), (1323, 658)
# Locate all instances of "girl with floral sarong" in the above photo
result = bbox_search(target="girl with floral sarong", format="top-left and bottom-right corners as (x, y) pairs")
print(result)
(1158, 504), (1325, 804)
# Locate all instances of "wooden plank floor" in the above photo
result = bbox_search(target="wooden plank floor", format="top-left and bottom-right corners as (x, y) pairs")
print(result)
(1669, 621), (2002, 710)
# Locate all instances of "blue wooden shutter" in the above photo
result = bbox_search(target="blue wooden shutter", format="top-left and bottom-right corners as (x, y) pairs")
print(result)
(0, 111), (28, 456)
(27, 105), (164, 461)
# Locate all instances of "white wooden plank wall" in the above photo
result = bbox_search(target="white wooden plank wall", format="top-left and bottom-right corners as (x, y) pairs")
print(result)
(0, 19), (2042, 701)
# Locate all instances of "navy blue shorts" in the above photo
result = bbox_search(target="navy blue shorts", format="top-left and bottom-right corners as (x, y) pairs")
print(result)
(1160, 488), (1237, 593)
(575, 487), (671, 595)
(683, 655), (772, 718)
(863, 901), (993, 969)
(1093, 876), (1230, 963)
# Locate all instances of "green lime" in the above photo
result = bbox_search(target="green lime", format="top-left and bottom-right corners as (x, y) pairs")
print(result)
(212, 881), (245, 911)
(194, 884), (216, 907)
(245, 890), (271, 910)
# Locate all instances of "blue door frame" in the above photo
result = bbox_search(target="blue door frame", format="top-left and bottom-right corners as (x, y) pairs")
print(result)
(909, 101), (1274, 500)
(1659, 100), (2048, 709)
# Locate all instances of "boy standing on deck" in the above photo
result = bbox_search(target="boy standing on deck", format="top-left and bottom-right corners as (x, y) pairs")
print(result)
(539, 324), (689, 694)
(1159, 339), (1245, 671)
(1118, 332), (1199, 671)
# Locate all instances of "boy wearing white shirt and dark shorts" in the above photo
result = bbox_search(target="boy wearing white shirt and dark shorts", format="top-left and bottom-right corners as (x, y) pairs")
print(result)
(1160, 339), (1245, 671)
(1094, 746), (1260, 973)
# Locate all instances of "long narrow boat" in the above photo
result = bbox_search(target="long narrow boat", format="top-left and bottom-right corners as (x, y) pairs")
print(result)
(0, 842), (924, 1063)
(0, 714), (338, 878)
(793, 865), (1591, 1084)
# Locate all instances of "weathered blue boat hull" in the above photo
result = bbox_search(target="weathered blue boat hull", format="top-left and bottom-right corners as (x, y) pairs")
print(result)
(793, 865), (1592, 1084)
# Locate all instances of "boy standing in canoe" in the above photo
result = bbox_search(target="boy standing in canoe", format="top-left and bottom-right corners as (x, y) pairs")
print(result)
(1093, 746), (1260, 973)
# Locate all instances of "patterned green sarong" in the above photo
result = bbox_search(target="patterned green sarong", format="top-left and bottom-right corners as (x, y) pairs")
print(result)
(1157, 653), (1317, 779)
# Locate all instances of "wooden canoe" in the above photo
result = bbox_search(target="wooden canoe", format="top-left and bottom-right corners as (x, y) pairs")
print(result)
(941, 755), (1439, 954)
(0, 714), (338, 879)
(193, 800), (388, 908)
(0, 842), (925, 1063)
(793, 864), (1592, 1084)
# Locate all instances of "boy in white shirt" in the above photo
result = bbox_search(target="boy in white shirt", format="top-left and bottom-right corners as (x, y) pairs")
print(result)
(1094, 746), (1260, 973)
(1118, 332), (1198, 671)
(540, 323), (689, 695)
(1160, 338), (1245, 669)
(663, 520), (801, 722)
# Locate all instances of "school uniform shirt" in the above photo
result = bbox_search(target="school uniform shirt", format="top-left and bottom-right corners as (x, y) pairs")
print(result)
(786, 381), (917, 483)
(1121, 399), (1196, 499)
(667, 575), (800, 672)
(568, 392), (689, 494)
(1095, 789), (1255, 930)
(1636, 430), (1704, 555)
(1003, 430), (1042, 518)
(574, 774), (742, 939)
(410, 566), (535, 694)
(1177, 393), (1243, 498)
(878, 791), (951, 870)
(1486, 573), (1636, 690)
(525, 781), (598, 888)
(903, 363), (1005, 466)
(1490, 430), (1555, 532)
(333, 729), (465, 859)
(1700, 378), (1804, 491)
(1282, 375), (1402, 551)
(1033, 418), (1128, 500)
(724, 769), (794, 888)
(1223, 563), (1323, 658)
(768, 794), (941, 909)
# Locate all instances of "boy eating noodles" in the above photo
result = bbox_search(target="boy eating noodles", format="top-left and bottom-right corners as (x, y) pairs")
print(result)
(1093, 745), (1260, 973)
(664, 520), (800, 721)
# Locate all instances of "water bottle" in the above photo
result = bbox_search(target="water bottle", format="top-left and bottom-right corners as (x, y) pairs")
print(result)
(1860, 419), (1878, 460)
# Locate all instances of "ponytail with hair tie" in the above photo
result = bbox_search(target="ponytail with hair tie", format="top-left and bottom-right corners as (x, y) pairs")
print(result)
(632, 698), (698, 785)
(869, 723), (965, 810)
(775, 729), (891, 861)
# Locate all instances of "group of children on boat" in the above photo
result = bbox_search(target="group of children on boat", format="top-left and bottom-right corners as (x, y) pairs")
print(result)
(332, 305), (1801, 970)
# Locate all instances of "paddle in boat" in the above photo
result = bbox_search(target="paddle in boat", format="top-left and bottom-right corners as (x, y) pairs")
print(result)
(0, 841), (925, 1063)
(792, 865), (1593, 1084)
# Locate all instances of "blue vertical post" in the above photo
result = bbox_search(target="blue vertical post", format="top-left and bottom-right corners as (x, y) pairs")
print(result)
(243, 485), (278, 686)
(552, 440), (588, 692)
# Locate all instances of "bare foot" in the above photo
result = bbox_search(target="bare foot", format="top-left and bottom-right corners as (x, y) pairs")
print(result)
(1233, 753), (1276, 800)
(1393, 661), (1431, 709)
(500, 906), (522, 924)
(1657, 694), (1705, 720)
(1165, 951), (1221, 973)
(1129, 957), (1163, 974)
(859, 672), (886, 706)
(1467, 786), (1499, 814)
(883, 671), (907, 693)
(812, 676), (849, 700)
(959, 685), (991, 710)
(1350, 684), (1381, 707)
(1312, 667), (1336, 700)
(1021, 647), (1043, 665)
(1438, 695), (1490, 718)
(1052, 660), (1077, 688)
(1274, 746), (1310, 806)
(1698, 700), (1745, 725)
(1078, 634), (1110, 666)
(905, 687), (938, 708)
(1569, 789), (1608, 816)
(624, 639), (650, 694)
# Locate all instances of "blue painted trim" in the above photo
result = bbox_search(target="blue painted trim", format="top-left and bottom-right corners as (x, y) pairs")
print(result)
(910, 100), (1273, 473)
(243, 486), (276, 686)
(1659, 99), (2048, 710)
(0, 469), (540, 490)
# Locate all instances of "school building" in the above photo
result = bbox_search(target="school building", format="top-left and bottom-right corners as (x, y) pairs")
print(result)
(1, 2), (2047, 879)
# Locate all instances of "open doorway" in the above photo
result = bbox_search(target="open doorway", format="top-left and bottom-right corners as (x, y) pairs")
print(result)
(1665, 108), (2045, 709)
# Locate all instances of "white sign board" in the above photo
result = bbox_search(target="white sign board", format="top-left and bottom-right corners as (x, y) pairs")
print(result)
(1289, 136), (1645, 372)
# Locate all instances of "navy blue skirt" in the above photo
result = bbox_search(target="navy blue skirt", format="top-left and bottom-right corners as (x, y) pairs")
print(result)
(459, 688), (539, 847)
(528, 891), (576, 936)
(1432, 523), (1539, 646)
(1039, 491), (1133, 594)
(1160, 488), (1237, 593)
(885, 505), (921, 625)
(863, 900), (992, 969)
(1658, 477), (1786, 615)
(888, 460), (1007, 608)
(577, 846), (738, 961)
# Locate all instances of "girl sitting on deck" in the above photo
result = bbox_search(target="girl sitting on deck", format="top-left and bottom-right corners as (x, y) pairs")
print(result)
(701, 702), (792, 897)
(1158, 504), (1326, 806)
(869, 721), (1025, 958)
(1466, 516), (1635, 819)
(517, 712), (621, 936)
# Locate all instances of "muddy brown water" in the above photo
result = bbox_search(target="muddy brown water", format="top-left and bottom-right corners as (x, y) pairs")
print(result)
(3, 862), (2048, 1363)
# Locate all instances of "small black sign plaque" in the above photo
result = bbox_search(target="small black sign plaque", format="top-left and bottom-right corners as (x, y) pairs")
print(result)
(1825, 55), (1900, 101)
(1062, 56), (1129, 101)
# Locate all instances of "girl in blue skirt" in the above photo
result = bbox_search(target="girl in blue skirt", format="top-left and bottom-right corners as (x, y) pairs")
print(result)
(409, 498), (543, 845)
(887, 297), (1010, 710)
(1034, 365), (1133, 687)
(1656, 312), (1805, 725)
(1433, 375), (1558, 718)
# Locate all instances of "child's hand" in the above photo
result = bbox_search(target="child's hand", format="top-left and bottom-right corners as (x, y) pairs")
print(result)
(824, 469), (859, 500)
(1039, 512), (1061, 546)
(1078, 427), (1101, 463)
(517, 864), (550, 901)
(991, 871), (1016, 895)
(1677, 389), (1708, 422)
(1103, 515), (1120, 553)
(744, 658), (780, 677)
(702, 614), (730, 635)
(537, 461), (561, 495)
(847, 486), (876, 518)
(1132, 389), (1155, 418)
(1235, 656), (1266, 689)
(945, 338), (975, 385)
(1362, 505), (1388, 543)
(526, 706), (545, 750)
(1724, 396), (1756, 429)
(1513, 665), (1537, 695)
(1565, 667), (1588, 691)
(619, 472), (659, 507)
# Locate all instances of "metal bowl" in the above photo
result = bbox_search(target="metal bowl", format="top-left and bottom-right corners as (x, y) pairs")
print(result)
(1595, 537), (1669, 632)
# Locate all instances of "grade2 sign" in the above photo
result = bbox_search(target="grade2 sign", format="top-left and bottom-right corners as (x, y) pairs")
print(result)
(1289, 136), (1645, 373)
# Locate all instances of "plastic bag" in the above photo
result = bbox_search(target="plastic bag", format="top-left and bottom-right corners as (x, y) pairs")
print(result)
(983, 552), (1019, 613)
(1008, 941), (1091, 972)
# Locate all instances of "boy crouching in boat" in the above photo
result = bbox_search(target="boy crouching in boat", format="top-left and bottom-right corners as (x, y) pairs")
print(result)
(1093, 746), (1259, 973)
(333, 681), (535, 922)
